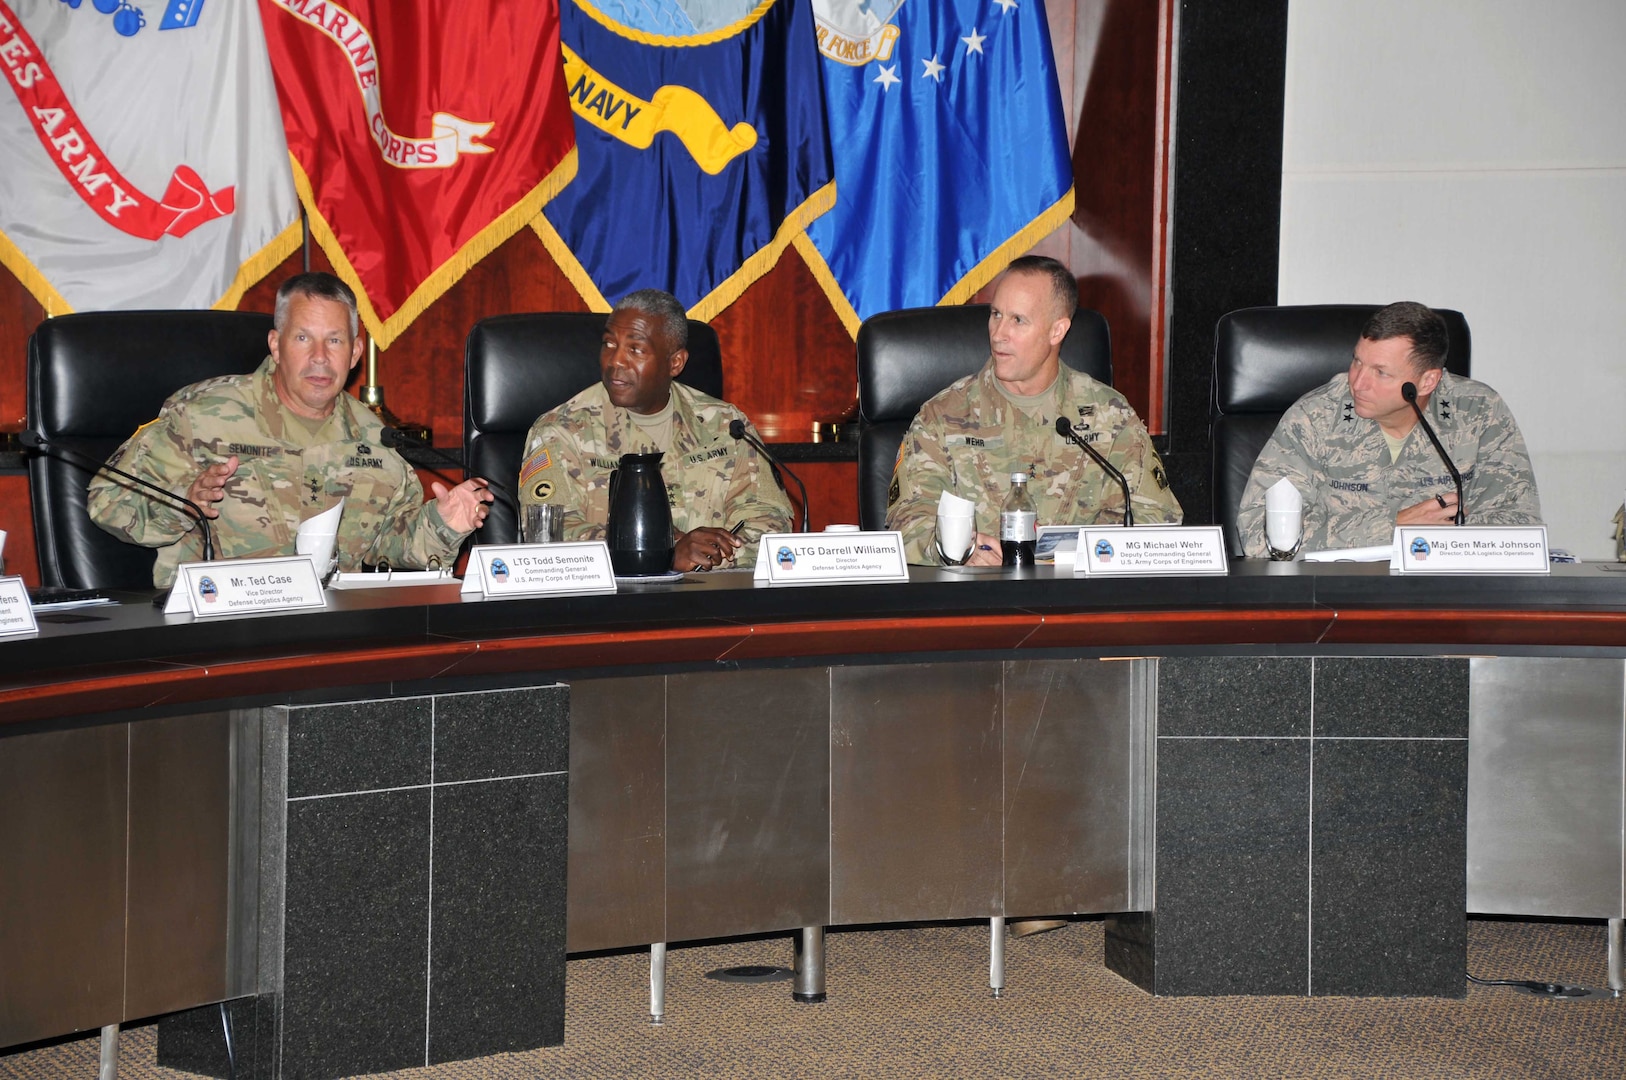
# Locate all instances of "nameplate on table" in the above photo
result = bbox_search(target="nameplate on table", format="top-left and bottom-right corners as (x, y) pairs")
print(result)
(460, 543), (617, 599)
(1391, 526), (1549, 574)
(166, 557), (327, 616)
(0, 576), (38, 637)
(1074, 525), (1229, 576)
(754, 531), (909, 586)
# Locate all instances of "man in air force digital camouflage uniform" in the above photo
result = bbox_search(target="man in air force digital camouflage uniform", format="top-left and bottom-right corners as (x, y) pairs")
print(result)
(517, 289), (792, 571)
(886, 256), (1182, 565)
(87, 272), (493, 588)
(1236, 301), (1541, 557)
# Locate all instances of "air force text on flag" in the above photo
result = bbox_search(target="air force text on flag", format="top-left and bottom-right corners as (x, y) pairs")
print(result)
(797, 0), (1075, 334)
(535, 0), (834, 320)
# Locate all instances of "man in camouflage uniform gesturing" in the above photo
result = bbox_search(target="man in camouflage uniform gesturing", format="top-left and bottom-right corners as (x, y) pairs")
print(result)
(517, 289), (792, 571)
(1236, 301), (1541, 557)
(886, 256), (1181, 565)
(88, 273), (493, 588)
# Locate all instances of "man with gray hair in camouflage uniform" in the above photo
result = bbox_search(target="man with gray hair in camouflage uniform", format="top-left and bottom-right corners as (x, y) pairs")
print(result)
(886, 255), (1182, 565)
(88, 272), (494, 588)
(517, 289), (792, 571)
(1236, 300), (1541, 557)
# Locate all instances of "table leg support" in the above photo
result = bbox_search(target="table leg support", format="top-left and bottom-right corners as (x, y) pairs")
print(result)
(990, 917), (1006, 998)
(793, 926), (826, 1003)
(650, 943), (667, 1025)
(1608, 918), (1623, 994)
(98, 1025), (118, 1080)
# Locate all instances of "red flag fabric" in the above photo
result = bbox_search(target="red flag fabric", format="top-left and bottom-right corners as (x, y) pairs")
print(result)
(258, 0), (577, 346)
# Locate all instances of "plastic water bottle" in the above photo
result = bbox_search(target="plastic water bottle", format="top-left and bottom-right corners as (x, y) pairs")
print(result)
(1000, 472), (1036, 567)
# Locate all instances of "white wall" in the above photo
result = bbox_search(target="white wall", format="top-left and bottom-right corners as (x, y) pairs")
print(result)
(1279, 0), (1626, 558)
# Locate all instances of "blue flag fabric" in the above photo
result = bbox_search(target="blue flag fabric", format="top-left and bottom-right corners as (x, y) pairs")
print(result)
(535, 0), (835, 320)
(797, 0), (1074, 334)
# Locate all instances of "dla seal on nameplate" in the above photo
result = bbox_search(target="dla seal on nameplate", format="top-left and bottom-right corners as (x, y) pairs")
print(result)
(0, 577), (38, 637)
(460, 543), (617, 600)
(752, 531), (909, 586)
(1075, 526), (1229, 577)
(1391, 526), (1549, 574)
(163, 557), (327, 617)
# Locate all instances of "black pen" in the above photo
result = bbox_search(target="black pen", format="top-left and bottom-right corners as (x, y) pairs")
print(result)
(730, 520), (745, 536)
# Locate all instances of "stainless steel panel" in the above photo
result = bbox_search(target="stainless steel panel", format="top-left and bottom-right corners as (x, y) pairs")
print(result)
(226, 709), (264, 999)
(1004, 659), (1140, 916)
(1467, 657), (1625, 917)
(665, 669), (830, 941)
(567, 677), (667, 951)
(0, 724), (128, 1047)
(831, 663), (1003, 924)
(125, 712), (233, 1019)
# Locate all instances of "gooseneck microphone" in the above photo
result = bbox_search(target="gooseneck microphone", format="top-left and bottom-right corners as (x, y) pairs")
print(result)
(1054, 416), (1134, 527)
(22, 429), (216, 561)
(1401, 382), (1465, 525)
(378, 427), (514, 513)
(728, 419), (809, 532)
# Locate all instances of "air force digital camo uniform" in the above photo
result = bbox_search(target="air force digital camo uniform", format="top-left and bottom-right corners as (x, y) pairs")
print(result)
(87, 357), (467, 588)
(1236, 370), (1541, 556)
(517, 381), (793, 568)
(886, 361), (1182, 564)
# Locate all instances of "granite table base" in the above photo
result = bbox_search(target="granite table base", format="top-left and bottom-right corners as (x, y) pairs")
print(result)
(157, 685), (569, 1080)
(1107, 656), (1469, 997)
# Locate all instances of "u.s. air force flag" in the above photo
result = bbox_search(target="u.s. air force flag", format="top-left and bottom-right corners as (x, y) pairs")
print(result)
(260, 0), (578, 347)
(796, 0), (1074, 334)
(0, 0), (299, 313)
(535, 0), (834, 320)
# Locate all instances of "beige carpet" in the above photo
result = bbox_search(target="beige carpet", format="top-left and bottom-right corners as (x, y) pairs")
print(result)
(3, 919), (1621, 1079)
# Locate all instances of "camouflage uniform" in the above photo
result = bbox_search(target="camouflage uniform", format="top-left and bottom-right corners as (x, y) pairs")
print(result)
(886, 360), (1182, 564)
(518, 381), (793, 568)
(1237, 370), (1541, 557)
(87, 357), (466, 588)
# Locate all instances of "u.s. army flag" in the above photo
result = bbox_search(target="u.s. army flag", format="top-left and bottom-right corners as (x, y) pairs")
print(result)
(797, 0), (1075, 334)
(0, 0), (300, 312)
(259, 0), (578, 347)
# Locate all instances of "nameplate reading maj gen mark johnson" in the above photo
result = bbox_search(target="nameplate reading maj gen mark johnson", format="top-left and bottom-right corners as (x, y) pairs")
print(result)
(755, 532), (909, 587)
(460, 543), (618, 599)
(1392, 526), (1550, 574)
(167, 557), (327, 617)
(1074, 526), (1229, 577)
(0, 577), (38, 637)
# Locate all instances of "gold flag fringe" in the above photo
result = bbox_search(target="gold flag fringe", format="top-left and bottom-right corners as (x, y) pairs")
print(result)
(0, 231), (70, 317)
(213, 218), (303, 312)
(530, 212), (612, 312)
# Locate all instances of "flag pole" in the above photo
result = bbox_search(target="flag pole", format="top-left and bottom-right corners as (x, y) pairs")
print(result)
(360, 337), (432, 445)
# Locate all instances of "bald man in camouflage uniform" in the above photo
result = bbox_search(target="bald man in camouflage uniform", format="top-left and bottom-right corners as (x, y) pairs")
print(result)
(1236, 301), (1540, 557)
(518, 290), (792, 570)
(88, 273), (490, 588)
(887, 256), (1181, 565)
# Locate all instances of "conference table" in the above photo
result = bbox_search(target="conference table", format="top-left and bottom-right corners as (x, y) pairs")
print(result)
(3, 561), (1625, 1080)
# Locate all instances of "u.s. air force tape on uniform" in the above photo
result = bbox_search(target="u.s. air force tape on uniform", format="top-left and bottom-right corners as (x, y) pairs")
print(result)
(460, 543), (618, 599)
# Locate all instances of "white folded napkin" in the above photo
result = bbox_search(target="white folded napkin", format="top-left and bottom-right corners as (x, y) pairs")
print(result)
(1265, 477), (1302, 513)
(937, 490), (976, 516)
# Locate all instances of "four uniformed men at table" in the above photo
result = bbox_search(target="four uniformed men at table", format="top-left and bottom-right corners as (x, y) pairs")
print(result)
(1236, 301), (1541, 556)
(887, 256), (1181, 564)
(87, 273), (493, 587)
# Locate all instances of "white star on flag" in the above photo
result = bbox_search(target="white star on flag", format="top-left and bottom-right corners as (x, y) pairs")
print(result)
(962, 28), (987, 55)
(921, 54), (946, 82)
(995, 0), (1019, 13)
(874, 64), (901, 91)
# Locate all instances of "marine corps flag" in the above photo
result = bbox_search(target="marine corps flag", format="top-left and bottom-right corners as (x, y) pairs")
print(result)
(0, 0), (299, 312)
(259, 0), (578, 347)
(797, 0), (1075, 334)
(535, 0), (834, 320)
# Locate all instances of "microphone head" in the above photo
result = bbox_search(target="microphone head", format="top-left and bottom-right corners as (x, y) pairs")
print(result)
(1401, 382), (1419, 404)
(1054, 416), (1072, 435)
(379, 426), (407, 448)
(17, 430), (45, 449)
(728, 419), (746, 440)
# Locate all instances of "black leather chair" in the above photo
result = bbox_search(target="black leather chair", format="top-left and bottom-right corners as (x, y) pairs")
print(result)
(463, 313), (724, 545)
(1211, 304), (1471, 557)
(27, 311), (273, 590)
(855, 304), (1113, 530)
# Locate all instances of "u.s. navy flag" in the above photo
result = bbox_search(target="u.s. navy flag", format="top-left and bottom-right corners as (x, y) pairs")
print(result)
(796, 0), (1074, 334)
(535, 0), (834, 320)
(259, 0), (578, 347)
(0, 0), (299, 312)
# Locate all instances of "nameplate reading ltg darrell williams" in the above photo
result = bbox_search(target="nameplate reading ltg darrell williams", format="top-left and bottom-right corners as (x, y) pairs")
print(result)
(754, 532), (910, 586)
(1075, 526), (1229, 577)
(0, 576), (38, 637)
(461, 543), (618, 599)
(165, 557), (327, 617)
(1391, 526), (1550, 574)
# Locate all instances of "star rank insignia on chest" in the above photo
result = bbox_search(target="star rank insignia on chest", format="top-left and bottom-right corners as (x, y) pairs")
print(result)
(308, 476), (321, 504)
(1343, 402), (1355, 422)
(1439, 400), (1451, 420)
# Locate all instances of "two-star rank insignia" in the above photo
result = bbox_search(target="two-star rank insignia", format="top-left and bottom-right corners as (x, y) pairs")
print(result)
(1343, 402), (1355, 422)
(1439, 400), (1452, 420)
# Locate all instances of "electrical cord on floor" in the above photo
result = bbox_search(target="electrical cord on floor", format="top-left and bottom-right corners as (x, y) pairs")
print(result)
(1467, 971), (1604, 999)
